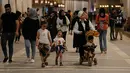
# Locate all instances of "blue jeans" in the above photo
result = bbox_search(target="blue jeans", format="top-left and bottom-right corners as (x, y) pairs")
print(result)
(24, 39), (36, 59)
(99, 30), (107, 52)
(1, 33), (15, 60)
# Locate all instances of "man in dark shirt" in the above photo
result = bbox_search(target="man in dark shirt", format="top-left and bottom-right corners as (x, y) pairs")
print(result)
(1, 4), (19, 63)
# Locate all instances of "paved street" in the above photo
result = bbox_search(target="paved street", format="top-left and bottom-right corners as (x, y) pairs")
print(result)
(1, 30), (130, 73)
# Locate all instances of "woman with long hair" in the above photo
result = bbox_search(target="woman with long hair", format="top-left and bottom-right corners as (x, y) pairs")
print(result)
(56, 10), (70, 41)
(96, 8), (109, 54)
(22, 8), (40, 63)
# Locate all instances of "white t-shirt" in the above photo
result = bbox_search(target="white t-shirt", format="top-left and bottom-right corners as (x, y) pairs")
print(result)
(54, 37), (65, 46)
(38, 29), (50, 44)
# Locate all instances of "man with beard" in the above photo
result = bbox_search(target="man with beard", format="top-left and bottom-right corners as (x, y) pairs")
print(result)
(1, 4), (19, 63)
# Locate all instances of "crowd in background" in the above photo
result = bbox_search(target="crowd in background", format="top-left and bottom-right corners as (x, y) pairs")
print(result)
(0, 3), (126, 68)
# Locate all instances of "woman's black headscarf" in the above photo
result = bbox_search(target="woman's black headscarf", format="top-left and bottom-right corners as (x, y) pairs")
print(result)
(99, 8), (106, 18)
(59, 10), (66, 25)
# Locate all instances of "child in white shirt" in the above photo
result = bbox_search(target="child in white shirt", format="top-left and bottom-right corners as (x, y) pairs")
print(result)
(53, 30), (67, 66)
(36, 21), (52, 68)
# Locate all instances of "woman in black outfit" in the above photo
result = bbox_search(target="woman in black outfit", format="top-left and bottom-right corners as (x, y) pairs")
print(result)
(15, 11), (22, 43)
(22, 8), (40, 63)
(47, 11), (58, 42)
(71, 11), (80, 52)
(73, 11), (95, 64)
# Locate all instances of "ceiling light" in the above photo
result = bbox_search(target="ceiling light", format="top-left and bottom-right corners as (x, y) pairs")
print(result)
(35, 0), (39, 3)
(41, 0), (43, 3)
(54, 1), (57, 4)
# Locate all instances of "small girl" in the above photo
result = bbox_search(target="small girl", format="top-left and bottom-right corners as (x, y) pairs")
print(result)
(36, 21), (52, 68)
(53, 30), (67, 66)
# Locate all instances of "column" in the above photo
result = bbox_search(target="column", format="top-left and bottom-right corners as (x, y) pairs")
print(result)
(16, 0), (22, 12)
(83, 1), (88, 11)
(16, 0), (32, 13)
(0, 0), (2, 13)
(22, 0), (28, 12)
(1, 0), (8, 13)
(88, 0), (91, 12)
(127, 0), (130, 17)
(27, 0), (32, 8)
(10, 0), (16, 12)
(88, 0), (94, 12)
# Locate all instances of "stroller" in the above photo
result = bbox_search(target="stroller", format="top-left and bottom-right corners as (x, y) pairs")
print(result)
(79, 30), (99, 66)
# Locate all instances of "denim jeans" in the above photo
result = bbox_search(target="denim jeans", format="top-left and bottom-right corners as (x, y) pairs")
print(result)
(1, 33), (15, 60)
(24, 39), (36, 59)
(99, 30), (107, 52)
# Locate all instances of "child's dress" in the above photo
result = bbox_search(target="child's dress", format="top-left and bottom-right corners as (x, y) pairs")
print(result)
(54, 37), (65, 53)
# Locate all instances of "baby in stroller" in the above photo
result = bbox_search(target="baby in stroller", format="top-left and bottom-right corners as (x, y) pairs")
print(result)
(80, 30), (98, 66)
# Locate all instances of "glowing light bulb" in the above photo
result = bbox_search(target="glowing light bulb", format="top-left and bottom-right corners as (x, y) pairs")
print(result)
(35, 0), (38, 3)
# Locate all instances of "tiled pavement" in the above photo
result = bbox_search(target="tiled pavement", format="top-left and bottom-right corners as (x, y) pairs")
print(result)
(1, 30), (130, 73)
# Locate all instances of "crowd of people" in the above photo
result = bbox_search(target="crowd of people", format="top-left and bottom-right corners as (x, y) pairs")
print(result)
(0, 4), (126, 68)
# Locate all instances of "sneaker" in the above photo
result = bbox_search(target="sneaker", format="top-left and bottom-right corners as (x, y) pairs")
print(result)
(104, 51), (107, 54)
(101, 51), (104, 55)
(8, 60), (13, 63)
(41, 63), (45, 68)
(25, 58), (31, 63)
(3, 57), (8, 63)
(76, 48), (79, 53)
(30, 59), (35, 63)
(45, 62), (48, 66)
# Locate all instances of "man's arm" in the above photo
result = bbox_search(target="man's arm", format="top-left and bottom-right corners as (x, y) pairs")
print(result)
(89, 20), (95, 31)
(48, 31), (52, 46)
(36, 31), (40, 46)
(0, 14), (3, 32)
(73, 22), (82, 34)
(15, 20), (20, 36)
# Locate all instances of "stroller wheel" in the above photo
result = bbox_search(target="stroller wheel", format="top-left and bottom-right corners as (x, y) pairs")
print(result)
(88, 58), (92, 66)
(94, 58), (97, 65)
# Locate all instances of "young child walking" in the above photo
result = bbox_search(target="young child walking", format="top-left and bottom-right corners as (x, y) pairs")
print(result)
(53, 30), (67, 66)
(36, 21), (52, 68)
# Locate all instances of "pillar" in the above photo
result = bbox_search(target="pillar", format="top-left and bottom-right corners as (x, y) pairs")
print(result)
(1, 0), (8, 13)
(10, 0), (16, 12)
(16, 0), (22, 11)
(16, 0), (32, 13)
(127, 0), (130, 17)
(65, 0), (74, 12)
(27, 0), (32, 8)
(88, 0), (94, 12)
